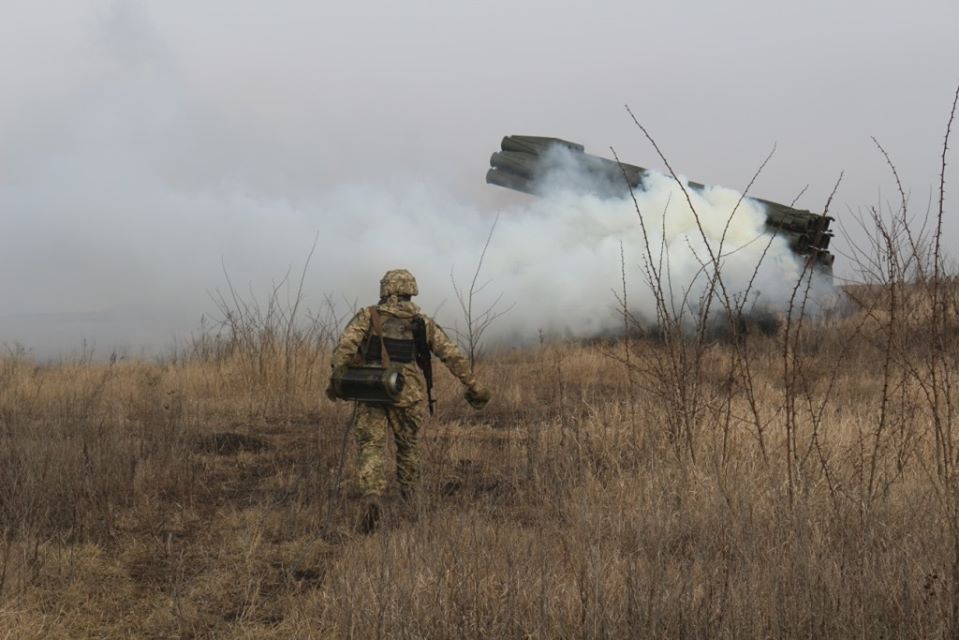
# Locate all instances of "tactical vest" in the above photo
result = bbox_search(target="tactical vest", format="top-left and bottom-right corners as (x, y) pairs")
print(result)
(363, 309), (417, 364)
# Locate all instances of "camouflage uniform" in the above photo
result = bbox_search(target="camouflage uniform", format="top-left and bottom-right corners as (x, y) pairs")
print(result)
(329, 269), (488, 501)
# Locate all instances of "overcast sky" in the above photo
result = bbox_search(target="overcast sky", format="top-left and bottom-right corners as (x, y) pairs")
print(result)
(1, 0), (957, 355)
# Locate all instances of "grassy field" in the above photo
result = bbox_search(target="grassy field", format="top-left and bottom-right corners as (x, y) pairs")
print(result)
(1, 274), (959, 638)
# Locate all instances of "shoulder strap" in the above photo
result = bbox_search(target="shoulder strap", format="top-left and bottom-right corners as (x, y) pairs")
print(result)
(368, 307), (392, 367)
(411, 315), (435, 414)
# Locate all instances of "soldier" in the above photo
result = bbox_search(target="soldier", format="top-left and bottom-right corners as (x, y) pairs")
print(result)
(325, 268), (491, 532)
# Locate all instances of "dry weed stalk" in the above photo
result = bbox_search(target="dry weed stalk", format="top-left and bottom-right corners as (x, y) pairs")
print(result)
(450, 212), (513, 371)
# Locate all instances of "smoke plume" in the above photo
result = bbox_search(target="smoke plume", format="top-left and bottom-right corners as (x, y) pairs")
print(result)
(0, 2), (833, 356)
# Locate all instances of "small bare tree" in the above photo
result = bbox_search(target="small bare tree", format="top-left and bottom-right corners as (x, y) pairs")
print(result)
(450, 213), (514, 371)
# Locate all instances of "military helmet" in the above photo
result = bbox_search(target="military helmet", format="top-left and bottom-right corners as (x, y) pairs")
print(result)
(380, 269), (418, 298)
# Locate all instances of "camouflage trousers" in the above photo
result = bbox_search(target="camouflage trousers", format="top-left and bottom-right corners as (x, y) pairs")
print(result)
(354, 403), (422, 498)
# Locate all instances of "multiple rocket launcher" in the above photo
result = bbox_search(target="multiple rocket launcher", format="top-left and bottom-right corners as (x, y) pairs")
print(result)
(485, 136), (835, 271)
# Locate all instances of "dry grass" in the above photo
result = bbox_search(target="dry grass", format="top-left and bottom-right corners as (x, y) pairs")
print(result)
(1, 287), (958, 639)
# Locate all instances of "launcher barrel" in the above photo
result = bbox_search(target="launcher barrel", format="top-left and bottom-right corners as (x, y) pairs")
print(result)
(486, 135), (834, 270)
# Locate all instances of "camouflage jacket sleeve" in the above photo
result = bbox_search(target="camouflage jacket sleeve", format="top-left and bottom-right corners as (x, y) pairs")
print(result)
(426, 317), (478, 389)
(331, 307), (372, 370)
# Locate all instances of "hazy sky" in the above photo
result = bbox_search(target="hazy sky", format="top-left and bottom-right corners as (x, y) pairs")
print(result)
(1, 0), (957, 354)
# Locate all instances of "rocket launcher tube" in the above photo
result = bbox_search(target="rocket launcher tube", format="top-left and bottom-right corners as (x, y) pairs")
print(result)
(331, 365), (406, 404)
(486, 135), (836, 271)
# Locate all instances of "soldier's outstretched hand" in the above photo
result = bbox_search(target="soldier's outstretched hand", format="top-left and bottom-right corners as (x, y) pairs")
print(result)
(464, 385), (492, 410)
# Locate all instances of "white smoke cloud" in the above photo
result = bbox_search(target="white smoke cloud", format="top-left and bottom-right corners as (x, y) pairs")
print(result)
(0, 1), (835, 357)
(444, 165), (827, 342)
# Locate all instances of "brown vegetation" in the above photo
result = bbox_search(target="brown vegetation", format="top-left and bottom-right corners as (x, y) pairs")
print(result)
(1, 80), (955, 640)
(0, 276), (958, 638)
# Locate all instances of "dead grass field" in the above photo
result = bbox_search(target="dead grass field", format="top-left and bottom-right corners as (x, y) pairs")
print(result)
(1, 279), (959, 638)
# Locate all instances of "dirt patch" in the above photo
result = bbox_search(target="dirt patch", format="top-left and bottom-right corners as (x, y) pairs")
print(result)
(441, 458), (513, 500)
(193, 432), (271, 455)
(289, 566), (325, 587)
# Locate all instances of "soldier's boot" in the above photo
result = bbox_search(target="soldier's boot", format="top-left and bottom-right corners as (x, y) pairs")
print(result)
(358, 500), (381, 535)
(396, 486), (420, 525)
(396, 455), (418, 507)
